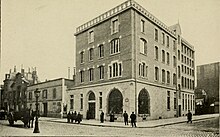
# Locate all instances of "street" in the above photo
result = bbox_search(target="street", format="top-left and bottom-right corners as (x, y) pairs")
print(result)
(0, 117), (218, 136)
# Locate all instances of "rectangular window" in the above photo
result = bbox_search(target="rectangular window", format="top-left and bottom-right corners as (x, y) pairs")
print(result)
(99, 92), (102, 109)
(80, 51), (84, 63)
(173, 73), (177, 85)
(167, 71), (170, 84)
(89, 48), (94, 61)
(167, 91), (170, 110)
(155, 46), (158, 60)
(99, 66), (104, 79)
(110, 39), (120, 54)
(162, 32), (165, 45)
(109, 66), (112, 78)
(155, 29), (158, 41)
(182, 93), (184, 110)
(70, 99), (74, 109)
(109, 62), (122, 78)
(166, 36), (169, 47)
(178, 50), (180, 60)
(112, 19), (119, 34)
(140, 39), (147, 54)
(173, 56), (177, 67)
(188, 95), (190, 110)
(89, 68), (94, 81)
(185, 94), (187, 111)
(178, 35), (180, 44)
(99, 44), (104, 58)
(167, 52), (170, 65)
(80, 94), (83, 110)
(80, 70), (84, 83)
(88, 30), (94, 43)
(162, 50), (165, 63)
(155, 67), (159, 81)
(141, 19), (145, 32)
(53, 88), (56, 99)
(173, 40), (176, 51)
(42, 90), (47, 99)
(174, 92), (177, 109)
(29, 92), (32, 100)
(162, 69), (165, 83)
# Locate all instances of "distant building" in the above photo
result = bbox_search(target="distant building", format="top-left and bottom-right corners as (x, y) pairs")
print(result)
(68, 0), (195, 121)
(195, 62), (219, 114)
(2, 67), (39, 112)
(27, 78), (74, 118)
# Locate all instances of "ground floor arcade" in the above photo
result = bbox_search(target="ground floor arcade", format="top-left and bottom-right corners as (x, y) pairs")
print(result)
(67, 80), (195, 121)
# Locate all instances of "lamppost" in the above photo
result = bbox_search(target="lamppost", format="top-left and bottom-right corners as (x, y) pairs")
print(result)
(33, 88), (40, 133)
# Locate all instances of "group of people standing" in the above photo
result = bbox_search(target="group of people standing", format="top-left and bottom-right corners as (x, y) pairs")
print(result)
(67, 111), (82, 124)
(123, 111), (137, 127)
(99, 111), (137, 127)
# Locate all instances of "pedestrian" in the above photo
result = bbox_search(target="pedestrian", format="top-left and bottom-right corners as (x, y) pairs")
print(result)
(130, 112), (137, 127)
(123, 111), (128, 125)
(100, 111), (104, 123)
(71, 112), (74, 123)
(76, 112), (82, 124)
(86, 110), (90, 120)
(187, 110), (192, 123)
(67, 111), (71, 123)
(73, 111), (77, 123)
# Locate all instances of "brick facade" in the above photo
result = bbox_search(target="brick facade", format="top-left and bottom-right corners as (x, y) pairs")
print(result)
(68, 0), (195, 121)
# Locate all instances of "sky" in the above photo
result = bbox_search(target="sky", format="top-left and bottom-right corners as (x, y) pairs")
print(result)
(1, 0), (220, 84)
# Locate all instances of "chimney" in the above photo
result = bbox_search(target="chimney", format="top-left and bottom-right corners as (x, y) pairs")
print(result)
(21, 68), (25, 75)
(9, 69), (12, 74)
(14, 66), (16, 72)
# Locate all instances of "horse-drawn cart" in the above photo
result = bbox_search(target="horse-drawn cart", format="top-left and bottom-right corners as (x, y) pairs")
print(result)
(8, 109), (34, 127)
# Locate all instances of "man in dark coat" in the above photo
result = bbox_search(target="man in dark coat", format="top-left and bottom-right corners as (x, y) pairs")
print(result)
(76, 112), (82, 124)
(100, 111), (104, 123)
(130, 112), (137, 127)
(187, 110), (192, 123)
(123, 111), (128, 125)
(67, 111), (71, 123)
(73, 111), (77, 123)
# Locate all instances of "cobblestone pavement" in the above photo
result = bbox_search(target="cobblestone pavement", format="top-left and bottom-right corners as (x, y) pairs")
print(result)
(0, 118), (218, 136)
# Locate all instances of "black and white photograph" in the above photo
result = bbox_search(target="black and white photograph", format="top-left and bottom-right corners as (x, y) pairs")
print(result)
(0, 0), (219, 136)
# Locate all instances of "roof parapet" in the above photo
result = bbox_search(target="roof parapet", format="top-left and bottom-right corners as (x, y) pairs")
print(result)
(74, 0), (176, 37)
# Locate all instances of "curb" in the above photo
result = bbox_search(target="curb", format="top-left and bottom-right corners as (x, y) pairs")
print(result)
(39, 116), (218, 128)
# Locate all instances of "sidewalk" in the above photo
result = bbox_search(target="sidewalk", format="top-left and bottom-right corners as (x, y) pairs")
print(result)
(39, 113), (219, 128)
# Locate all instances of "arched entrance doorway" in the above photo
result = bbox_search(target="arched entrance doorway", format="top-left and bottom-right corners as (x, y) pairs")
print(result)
(88, 92), (95, 119)
(138, 88), (150, 114)
(108, 88), (123, 114)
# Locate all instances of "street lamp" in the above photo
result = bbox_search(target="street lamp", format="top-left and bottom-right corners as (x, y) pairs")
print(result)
(33, 88), (40, 133)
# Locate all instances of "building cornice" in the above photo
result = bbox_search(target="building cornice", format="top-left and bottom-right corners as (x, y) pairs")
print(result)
(74, 0), (176, 38)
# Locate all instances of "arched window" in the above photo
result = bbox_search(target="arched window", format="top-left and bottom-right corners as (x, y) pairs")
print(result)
(108, 88), (123, 114)
(89, 92), (95, 100)
(138, 89), (150, 114)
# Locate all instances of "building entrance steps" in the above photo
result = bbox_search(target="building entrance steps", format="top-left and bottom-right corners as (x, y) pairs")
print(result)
(39, 114), (219, 128)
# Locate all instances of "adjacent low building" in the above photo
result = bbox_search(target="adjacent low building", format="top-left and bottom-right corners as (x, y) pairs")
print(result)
(195, 62), (219, 114)
(27, 78), (74, 118)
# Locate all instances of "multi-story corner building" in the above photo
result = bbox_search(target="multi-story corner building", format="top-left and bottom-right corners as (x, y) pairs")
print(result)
(195, 62), (219, 114)
(27, 78), (74, 118)
(2, 67), (39, 112)
(68, 0), (195, 121)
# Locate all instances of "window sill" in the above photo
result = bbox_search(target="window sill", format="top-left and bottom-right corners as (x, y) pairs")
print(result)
(140, 52), (147, 56)
(98, 57), (104, 60)
(110, 52), (120, 56)
(111, 31), (119, 35)
(88, 41), (94, 44)
(80, 63), (85, 65)
(167, 109), (170, 111)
